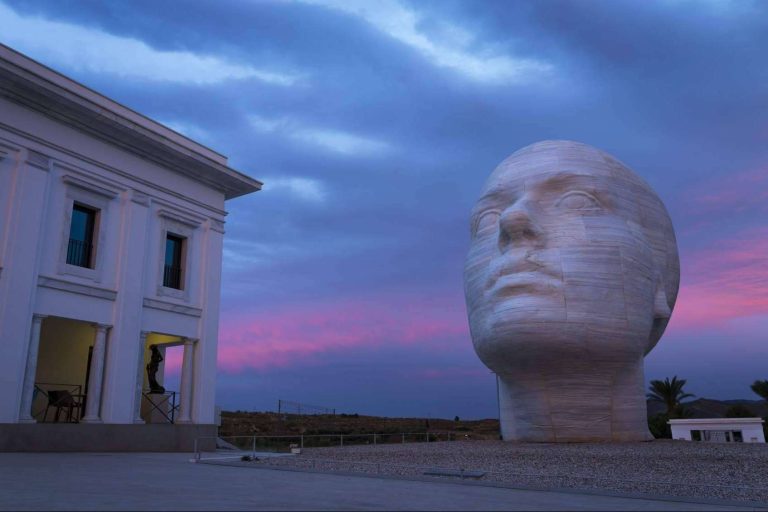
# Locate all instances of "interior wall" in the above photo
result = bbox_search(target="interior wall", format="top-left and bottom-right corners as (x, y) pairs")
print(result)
(32, 317), (95, 420)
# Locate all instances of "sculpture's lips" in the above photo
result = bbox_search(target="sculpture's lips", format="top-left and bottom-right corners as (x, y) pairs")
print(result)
(485, 254), (562, 296)
(489, 271), (561, 297)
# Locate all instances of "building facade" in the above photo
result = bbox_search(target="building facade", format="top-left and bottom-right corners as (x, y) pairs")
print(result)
(0, 44), (260, 450)
(669, 418), (766, 443)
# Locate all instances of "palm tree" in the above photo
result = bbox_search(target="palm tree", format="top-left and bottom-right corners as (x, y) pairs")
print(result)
(751, 380), (768, 402)
(647, 376), (695, 417)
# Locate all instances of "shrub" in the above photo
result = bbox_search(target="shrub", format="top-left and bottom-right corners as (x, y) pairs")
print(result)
(725, 404), (756, 418)
(648, 413), (671, 439)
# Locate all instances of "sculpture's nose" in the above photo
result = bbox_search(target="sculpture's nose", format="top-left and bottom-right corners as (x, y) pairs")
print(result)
(498, 200), (542, 252)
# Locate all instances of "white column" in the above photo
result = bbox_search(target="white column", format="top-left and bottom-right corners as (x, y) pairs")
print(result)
(82, 324), (110, 423)
(133, 331), (149, 423)
(18, 314), (46, 423)
(176, 338), (197, 424)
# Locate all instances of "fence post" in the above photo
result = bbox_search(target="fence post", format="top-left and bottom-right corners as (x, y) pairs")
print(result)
(373, 433), (377, 445)
(193, 438), (199, 461)
(252, 436), (256, 458)
(340, 434), (344, 447)
(402, 433), (405, 444)
(301, 435), (304, 449)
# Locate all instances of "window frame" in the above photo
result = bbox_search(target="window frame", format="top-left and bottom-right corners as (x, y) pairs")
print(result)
(57, 176), (115, 282)
(163, 233), (186, 290)
(67, 202), (98, 268)
(155, 209), (200, 302)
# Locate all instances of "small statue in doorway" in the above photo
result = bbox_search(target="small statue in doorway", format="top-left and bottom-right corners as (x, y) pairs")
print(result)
(146, 344), (165, 393)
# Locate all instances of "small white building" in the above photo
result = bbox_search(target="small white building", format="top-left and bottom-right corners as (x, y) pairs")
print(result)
(669, 418), (766, 443)
(0, 44), (260, 450)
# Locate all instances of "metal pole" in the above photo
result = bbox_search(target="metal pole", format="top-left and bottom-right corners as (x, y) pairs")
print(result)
(278, 399), (281, 414)
(373, 433), (377, 445)
(402, 433), (405, 444)
(193, 438), (199, 461)
(301, 435), (304, 449)
(252, 436), (256, 458)
(340, 434), (344, 447)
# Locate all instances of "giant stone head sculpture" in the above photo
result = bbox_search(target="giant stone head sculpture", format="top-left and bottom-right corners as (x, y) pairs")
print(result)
(464, 140), (679, 442)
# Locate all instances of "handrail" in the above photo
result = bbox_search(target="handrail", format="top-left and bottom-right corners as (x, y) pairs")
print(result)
(193, 432), (452, 460)
(141, 390), (179, 423)
(66, 238), (93, 267)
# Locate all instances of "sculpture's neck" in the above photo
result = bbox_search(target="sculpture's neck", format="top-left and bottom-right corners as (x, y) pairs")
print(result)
(495, 359), (651, 442)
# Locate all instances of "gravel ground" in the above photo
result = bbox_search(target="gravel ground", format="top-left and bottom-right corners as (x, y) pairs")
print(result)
(245, 440), (768, 503)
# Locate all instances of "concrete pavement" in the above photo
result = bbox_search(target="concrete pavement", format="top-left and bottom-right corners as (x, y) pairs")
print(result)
(0, 452), (764, 511)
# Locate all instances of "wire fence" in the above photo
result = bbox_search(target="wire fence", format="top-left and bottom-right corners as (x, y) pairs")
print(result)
(276, 400), (336, 416)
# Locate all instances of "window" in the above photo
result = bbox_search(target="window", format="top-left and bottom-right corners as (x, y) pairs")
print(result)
(66, 204), (97, 268)
(163, 234), (184, 289)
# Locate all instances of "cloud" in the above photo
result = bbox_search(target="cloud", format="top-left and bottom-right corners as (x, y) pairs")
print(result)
(686, 167), (768, 215)
(249, 114), (391, 155)
(223, 239), (302, 270)
(262, 176), (326, 202)
(668, 227), (768, 329)
(217, 291), (469, 372)
(297, 0), (552, 83)
(0, 2), (298, 85)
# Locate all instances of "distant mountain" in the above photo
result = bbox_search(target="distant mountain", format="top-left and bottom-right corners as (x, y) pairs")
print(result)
(647, 398), (768, 418)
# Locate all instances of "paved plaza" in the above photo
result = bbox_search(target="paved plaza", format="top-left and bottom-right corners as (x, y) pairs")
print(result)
(0, 452), (765, 511)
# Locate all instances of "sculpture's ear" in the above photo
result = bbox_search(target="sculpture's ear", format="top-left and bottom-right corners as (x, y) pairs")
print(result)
(653, 282), (671, 320)
(647, 280), (671, 353)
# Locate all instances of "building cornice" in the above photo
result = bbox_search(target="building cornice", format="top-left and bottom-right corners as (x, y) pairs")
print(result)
(0, 44), (261, 200)
(38, 275), (118, 301)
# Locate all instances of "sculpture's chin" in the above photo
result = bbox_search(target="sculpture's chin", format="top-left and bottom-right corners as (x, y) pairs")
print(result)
(471, 311), (646, 375)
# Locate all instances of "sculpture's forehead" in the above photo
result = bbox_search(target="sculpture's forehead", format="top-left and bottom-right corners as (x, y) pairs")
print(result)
(480, 151), (621, 197)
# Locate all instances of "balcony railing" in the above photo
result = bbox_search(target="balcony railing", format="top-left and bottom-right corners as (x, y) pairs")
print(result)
(163, 264), (182, 289)
(66, 238), (92, 268)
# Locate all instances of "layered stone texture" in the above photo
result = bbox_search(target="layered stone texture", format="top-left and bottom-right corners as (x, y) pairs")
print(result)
(464, 140), (679, 442)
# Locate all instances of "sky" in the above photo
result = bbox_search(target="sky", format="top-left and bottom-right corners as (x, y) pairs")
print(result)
(1, 0), (766, 419)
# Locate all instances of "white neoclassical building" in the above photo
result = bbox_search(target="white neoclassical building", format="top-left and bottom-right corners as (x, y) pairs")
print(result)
(0, 44), (260, 450)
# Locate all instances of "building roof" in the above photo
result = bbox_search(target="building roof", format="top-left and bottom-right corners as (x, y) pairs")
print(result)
(668, 418), (765, 425)
(0, 44), (261, 199)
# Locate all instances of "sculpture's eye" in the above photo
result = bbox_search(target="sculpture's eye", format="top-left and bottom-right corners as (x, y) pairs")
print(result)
(474, 210), (500, 236)
(556, 191), (601, 211)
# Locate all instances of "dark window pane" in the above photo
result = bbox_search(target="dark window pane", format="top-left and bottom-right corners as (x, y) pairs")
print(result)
(67, 204), (96, 267)
(163, 234), (184, 289)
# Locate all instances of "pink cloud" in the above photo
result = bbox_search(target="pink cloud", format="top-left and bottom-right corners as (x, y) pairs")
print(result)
(669, 227), (768, 329)
(217, 291), (469, 372)
(162, 346), (182, 376)
(685, 167), (768, 215)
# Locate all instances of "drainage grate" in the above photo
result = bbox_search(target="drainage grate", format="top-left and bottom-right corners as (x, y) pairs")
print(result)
(423, 468), (486, 479)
